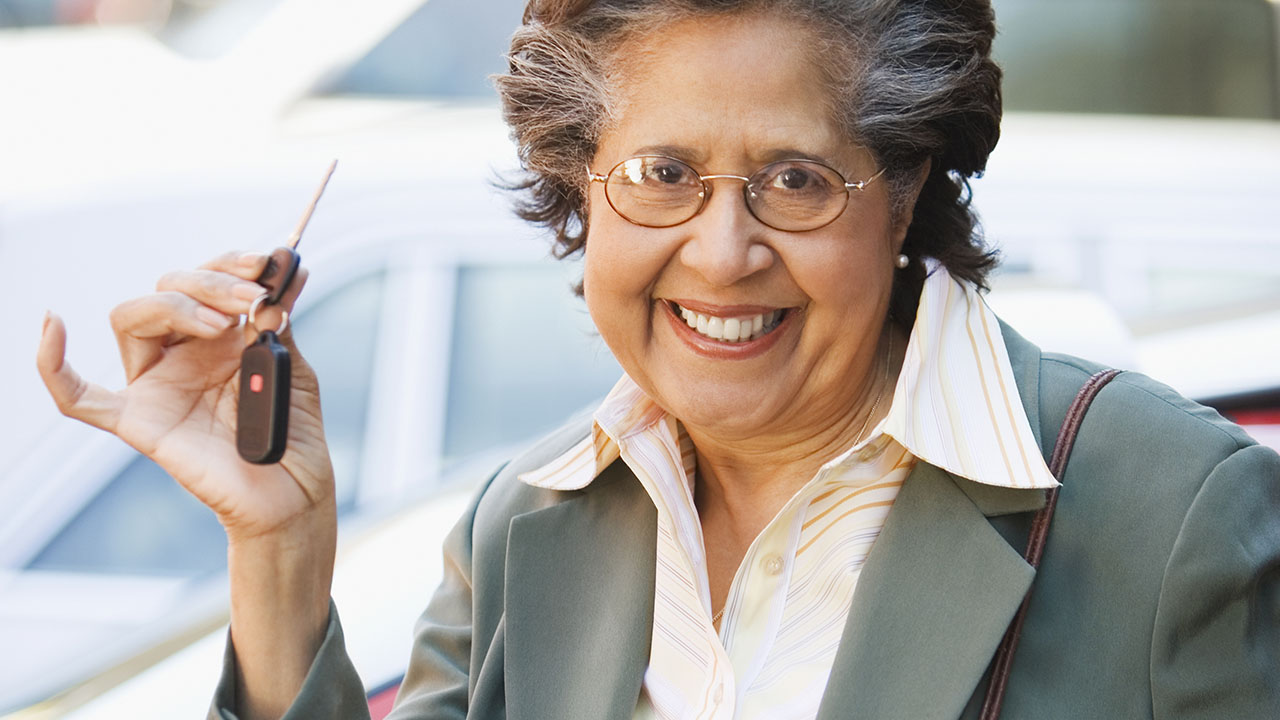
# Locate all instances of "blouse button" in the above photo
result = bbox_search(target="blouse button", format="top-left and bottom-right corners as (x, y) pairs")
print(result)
(858, 441), (885, 462)
(762, 554), (785, 576)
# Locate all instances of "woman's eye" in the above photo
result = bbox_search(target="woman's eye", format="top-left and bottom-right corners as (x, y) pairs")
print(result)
(651, 163), (687, 184)
(762, 164), (832, 193)
(776, 167), (812, 190)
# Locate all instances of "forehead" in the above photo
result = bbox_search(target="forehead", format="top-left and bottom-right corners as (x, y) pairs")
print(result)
(600, 12), (852, 166)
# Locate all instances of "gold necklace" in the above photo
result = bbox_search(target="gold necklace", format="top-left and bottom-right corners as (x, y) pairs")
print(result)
(853, 331), (893, 446)
(706, 333), (893, 629)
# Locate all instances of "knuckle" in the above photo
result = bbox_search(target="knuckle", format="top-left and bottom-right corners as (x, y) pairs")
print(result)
(107, 301), (132, 329)
(199, 250), (241, 270)
(198, 271), (224, 297)
(155, 270), (183, 291)
(55, 379), (86, 416)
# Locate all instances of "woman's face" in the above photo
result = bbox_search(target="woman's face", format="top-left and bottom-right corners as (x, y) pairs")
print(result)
(584, 11), (908, 443)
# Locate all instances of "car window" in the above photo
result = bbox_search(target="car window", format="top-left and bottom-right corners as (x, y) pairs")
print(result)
(320, 0), (527, 98)
(292, 270), (385, 511)
(332, 0), (1278, 113)
(26, 270), (385, 576)
(24, 454), (228, 576)
(0, 0), (56, 26)
(993, 0), (1277, 119)
(442, 264), (622, 470)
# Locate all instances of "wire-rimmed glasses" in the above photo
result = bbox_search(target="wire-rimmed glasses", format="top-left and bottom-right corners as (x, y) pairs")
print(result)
(587, 155), (887, 232)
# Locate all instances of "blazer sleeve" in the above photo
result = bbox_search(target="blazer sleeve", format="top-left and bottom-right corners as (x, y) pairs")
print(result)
(207, 482), (488, 720)
(385, 481), (483, 720)
(1150, 442), (1280, 718)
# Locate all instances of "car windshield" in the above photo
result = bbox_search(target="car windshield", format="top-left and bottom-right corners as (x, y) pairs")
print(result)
(993, 0), (1278, 119)
(326, 0), (1280, 114)
(6, 0), (1272, 114)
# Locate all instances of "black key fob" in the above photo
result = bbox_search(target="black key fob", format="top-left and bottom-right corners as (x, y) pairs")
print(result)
(256, 247), (301, 305)
(237, 330), (291, 464)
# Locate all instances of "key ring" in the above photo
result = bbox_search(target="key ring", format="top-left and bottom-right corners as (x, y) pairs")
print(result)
(248, 293), (290, 335)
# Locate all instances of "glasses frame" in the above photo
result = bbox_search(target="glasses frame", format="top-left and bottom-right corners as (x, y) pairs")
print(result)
(587, 155), (887, 232)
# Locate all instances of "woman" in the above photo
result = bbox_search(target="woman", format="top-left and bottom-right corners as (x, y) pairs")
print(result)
(36, 1), (1279, 718)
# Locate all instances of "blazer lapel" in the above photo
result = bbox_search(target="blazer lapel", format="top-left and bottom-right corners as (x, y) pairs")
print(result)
(814, 461), (1037, 720)
(815, 322), (1050, 720)
(503, 460), (656, 720)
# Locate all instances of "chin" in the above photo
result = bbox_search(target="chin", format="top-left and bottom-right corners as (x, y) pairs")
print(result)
(656, 379), (783, 435)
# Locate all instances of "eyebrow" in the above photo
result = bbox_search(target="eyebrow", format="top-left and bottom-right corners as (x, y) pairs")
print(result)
(628, 145), (844, 169)
(631, 145), (707, 164)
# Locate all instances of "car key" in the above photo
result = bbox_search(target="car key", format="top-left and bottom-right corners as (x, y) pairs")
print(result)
(236, 160), (337, 464)
(255, 159), (338, 303)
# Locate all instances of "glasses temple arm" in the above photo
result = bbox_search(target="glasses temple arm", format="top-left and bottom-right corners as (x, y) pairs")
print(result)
(846, 166), (888, 191)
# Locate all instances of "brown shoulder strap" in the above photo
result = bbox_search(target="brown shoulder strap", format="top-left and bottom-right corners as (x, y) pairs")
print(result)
(979, 368), (1122, 720)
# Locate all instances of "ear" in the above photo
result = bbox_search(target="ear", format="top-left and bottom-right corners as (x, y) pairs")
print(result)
(891, 158), (932, 250)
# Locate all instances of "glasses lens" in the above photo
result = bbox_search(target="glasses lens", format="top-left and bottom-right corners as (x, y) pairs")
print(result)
(747, 161), (848, 231)
(605, 157), (704, 228)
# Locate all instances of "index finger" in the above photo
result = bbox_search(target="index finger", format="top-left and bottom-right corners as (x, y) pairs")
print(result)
(199, 250), (272, 283)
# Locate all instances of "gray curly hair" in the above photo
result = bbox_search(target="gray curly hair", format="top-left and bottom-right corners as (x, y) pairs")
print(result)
(496, 0), (1002, 324)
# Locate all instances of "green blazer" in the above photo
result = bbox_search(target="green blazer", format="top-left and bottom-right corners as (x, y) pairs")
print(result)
(212, 323), (1280, 719)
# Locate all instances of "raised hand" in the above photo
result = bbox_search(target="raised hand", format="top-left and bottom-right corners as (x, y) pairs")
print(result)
(36, 250), (334, 541)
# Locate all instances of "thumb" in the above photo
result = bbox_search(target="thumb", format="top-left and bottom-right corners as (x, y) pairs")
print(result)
(36, 311), (124, 433)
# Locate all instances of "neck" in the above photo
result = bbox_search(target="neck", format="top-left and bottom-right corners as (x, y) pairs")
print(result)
(689, 324), (904, 528)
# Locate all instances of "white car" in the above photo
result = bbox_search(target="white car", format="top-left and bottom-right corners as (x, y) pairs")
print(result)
(0, 182), (630, 712)
(0, 0), (620, 712)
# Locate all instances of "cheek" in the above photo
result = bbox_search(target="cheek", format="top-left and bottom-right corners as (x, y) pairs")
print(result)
(581, 225), (650, 334)
(786, 240), (891, 299)
(582, 213), (665, 303)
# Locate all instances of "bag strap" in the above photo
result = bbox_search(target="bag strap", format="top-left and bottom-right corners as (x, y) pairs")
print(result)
(979, 368), (1122, 720)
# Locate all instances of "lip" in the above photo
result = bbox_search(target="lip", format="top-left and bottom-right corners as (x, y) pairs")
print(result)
(665, 298), (782, 316)
(659, 299), (793, 359)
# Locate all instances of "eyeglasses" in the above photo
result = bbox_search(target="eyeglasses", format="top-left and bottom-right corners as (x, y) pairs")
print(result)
(587, 155), (886, 232)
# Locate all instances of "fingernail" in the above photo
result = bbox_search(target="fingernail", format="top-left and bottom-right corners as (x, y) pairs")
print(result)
(234, 282), (265, 301)
(196, 306), (233, 329)
(41, 310), (51, 335)
(237, 252), (266, 267)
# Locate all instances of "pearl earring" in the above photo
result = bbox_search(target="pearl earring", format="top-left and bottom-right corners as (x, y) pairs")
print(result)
(895, 254), (910, 269)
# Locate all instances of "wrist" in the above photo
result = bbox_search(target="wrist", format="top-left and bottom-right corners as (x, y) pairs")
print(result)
(227, 503), (336, 613)
(226, 504), (337, 718)
(223, 492), (337, 545)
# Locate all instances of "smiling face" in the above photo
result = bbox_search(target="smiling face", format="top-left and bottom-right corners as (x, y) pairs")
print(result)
(583, 11), (909, 450)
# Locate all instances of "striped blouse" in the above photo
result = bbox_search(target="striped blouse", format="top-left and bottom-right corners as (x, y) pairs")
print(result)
(519, 261), (1058, 719)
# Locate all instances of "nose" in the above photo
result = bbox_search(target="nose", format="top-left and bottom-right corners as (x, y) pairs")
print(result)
(677, 178), (774, 286)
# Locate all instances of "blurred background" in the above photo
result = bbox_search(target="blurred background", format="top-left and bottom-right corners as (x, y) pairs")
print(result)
(0, 0), (1277, 716)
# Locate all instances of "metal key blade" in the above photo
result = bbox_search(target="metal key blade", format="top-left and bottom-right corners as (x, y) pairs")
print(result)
(286, 159), (338, 249)
(257, 159), (338, 304)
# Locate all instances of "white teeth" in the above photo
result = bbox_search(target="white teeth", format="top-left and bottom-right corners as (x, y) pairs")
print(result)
(706, 316), (724, 340)
(723, 318), (741, 342)
(672, 303), (784, 343)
